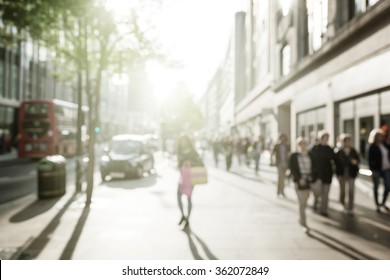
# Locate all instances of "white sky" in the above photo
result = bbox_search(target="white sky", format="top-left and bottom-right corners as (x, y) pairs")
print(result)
(106, 0), (246, 100)
(147, 0), (245, 100)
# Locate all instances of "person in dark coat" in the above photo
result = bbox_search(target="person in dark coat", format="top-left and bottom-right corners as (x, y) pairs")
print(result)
(367, 129), (390, 213)
(335, 134), (360, 214)
(253, 135), (264, 175)
(223, 137), (234, 171)
(176, 135), (203, 227)
(289, 137), (313, 232)
(272, 133), (290, 197)
(310, 130), (339, 216)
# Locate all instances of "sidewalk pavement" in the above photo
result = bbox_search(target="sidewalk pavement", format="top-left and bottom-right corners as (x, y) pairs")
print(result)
(0, 151), (389, 260)
(212, 150), (376, 203)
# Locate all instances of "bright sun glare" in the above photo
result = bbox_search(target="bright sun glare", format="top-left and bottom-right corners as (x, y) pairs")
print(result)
(105, 0), (244, 101)
(104, 0), (138, 17)
(146, 61), (178, 102)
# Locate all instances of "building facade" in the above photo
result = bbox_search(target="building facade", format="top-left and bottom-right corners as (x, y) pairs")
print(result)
(205, 0), (390, 160)
(0, 33), (76, 153)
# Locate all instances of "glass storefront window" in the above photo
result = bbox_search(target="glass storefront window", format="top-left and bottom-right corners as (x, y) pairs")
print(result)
(281, 44), (291, 76)
(306, 0), (328, 54)
(380, 90), (390, 114)
(343, 119), (354, 137)
(368, 0), (379, 5)
(297, 106), (326, 141)
(280, 0), (291, 16)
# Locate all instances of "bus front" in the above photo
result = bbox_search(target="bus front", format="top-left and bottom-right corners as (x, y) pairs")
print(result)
(18, 100), (56, 158)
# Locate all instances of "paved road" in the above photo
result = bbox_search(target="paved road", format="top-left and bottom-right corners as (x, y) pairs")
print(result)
(0, 157), (78, 204)
(0, 152), (389, 260)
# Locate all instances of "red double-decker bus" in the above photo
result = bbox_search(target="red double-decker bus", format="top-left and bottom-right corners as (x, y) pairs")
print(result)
(18, 99), (88, 159)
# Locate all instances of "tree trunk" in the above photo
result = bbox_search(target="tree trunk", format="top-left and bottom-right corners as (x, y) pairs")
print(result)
(85, 74), (95, 205)
(75, 68), (83, 192)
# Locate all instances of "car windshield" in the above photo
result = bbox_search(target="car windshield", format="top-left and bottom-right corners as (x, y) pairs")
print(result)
(110, 140), (142, 154)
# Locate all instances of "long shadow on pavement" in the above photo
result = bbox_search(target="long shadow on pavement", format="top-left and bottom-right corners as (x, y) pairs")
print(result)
(307, 206), (390, 259)
(214, 164), (390, 259)
(306, 229), (377, 259)
(182, 226), (218, 260)
(319, 207), (390, 249)
(16, 192), (81, 259)
(59, 205), (90, 260)
(210, 170), (294, 212)
(10, 197), (62, 223)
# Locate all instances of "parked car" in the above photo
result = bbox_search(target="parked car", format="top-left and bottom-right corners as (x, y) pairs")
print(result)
(100, 134), (154, 181)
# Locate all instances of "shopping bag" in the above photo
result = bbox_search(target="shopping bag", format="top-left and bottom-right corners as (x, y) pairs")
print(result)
(190, 166), (208, 185)
(179, 164), (193, 197)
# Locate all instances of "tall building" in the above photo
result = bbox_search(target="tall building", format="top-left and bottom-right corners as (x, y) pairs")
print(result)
(217, 0), (390, 161)
(0, 34), (75, 151)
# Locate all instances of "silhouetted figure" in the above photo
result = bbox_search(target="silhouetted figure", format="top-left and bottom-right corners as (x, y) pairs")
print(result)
(310, 130), (339, 217)
(335, 134), (360, 214)
(253, 136), (264, 175)
(212, 137), (220, 167)
(177, 135), (203, 228)
(243, 137), (251, 166)
(235, 138), (244, 166)
(223, 137), (234, 171)
(367, 129), (390, 213)
(272, 133), (290, 196)
(289, 137), (312, 232)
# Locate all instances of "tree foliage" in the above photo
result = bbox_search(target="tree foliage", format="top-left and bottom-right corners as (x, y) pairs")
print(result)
(1, 0), (163, 204)
(160, 82), (205, 137)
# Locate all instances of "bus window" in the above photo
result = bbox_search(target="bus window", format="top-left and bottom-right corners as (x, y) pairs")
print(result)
(25, 104), (49, 118)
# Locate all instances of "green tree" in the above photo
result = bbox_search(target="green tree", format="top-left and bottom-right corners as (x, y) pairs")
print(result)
(1, 0), (162, 204)
(160, 81), (205, 137)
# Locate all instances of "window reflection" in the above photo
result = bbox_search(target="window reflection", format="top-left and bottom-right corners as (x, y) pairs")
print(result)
(306, 0), (328, 53)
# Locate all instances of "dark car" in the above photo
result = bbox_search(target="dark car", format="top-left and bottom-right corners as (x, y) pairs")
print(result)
(100, 134), (154, 181)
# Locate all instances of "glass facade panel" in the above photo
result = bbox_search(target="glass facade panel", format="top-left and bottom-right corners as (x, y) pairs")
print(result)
(354, 0), (366, 14)
(380, 90), (390, 114)
(11, 64), (18, 100)
(281, 44), (291, 76)
(368, 0), (379, 6)
(297, 107), (326, 143)
(343, 119), (355, 137)
(359, 116), (373, 161)
(355, 94), (378, 117)
(306, 0), (328, 53)
(380, 114), (390, 139)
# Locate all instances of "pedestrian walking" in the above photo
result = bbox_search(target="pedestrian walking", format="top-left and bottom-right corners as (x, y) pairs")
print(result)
(176, 135), (204, 228)
(253, 135), (264, 175)
(235, 137), (244, 166)
(223, 137), (234, 171)
(310, 130), (339, 217)
(243, 137), (251, 166)
(271, 133), (290, 197)
(212, 137), (220, 167)
(367, 129), (390, 213)
(289, 137), (312, 232)
(335, 134), (360, 214)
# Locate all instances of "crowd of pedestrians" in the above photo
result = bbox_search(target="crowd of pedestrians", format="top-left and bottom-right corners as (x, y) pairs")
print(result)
(175, 127), (390, 232)
(206, 128), (390, 232)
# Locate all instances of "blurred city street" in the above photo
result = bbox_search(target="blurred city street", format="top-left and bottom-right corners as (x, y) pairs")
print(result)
(0, 151), (389, 260)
